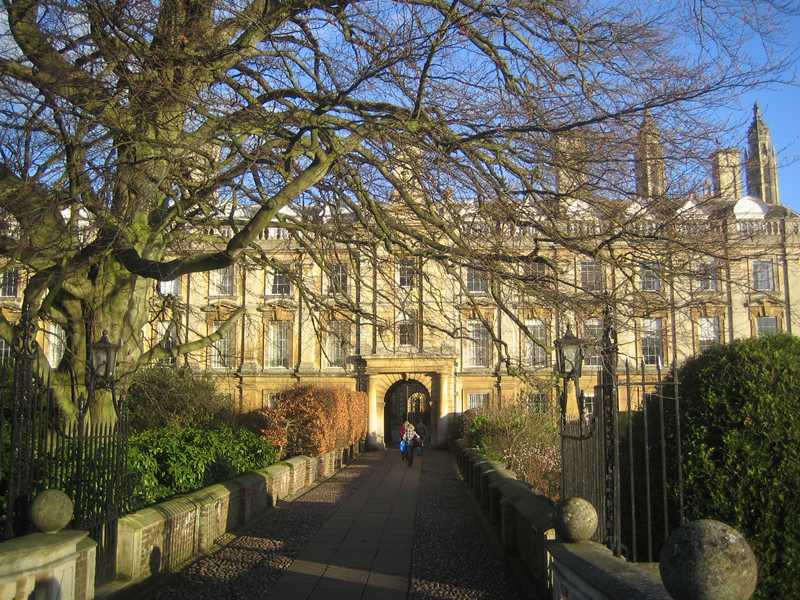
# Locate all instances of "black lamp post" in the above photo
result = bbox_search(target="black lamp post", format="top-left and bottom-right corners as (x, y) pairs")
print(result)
(554, 324), (593, 437)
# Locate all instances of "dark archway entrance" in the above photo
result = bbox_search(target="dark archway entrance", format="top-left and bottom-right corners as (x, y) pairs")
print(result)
(383, 379), (431, 446)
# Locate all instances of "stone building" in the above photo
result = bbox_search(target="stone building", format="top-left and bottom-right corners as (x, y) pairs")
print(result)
(1, 105), (797, 447)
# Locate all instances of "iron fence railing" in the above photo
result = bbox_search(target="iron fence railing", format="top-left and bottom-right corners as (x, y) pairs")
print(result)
(0, 304), (128, 583)
(560, 331), (685, 562)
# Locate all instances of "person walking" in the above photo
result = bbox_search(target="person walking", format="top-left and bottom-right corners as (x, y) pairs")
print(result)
(415, 420), (427, 456)
(401, 424), (421, 467)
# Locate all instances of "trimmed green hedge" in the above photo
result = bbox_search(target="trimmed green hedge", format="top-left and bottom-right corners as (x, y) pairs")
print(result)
(679, 333), (800, 600)
(127, 425), (279, 511)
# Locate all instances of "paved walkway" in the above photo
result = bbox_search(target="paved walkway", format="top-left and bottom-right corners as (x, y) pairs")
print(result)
(135, 450), (521, 600)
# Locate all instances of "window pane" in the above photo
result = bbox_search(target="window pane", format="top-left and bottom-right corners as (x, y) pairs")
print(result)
(697, 263), (717, 291)
(398, 313), (417, 347)
(752, 261), (774, 291)
(468, 392), (490, 410)
(212, 267), (234, 296)
(525, 392), (549, 413)
(757, 316), (778, 337)
(267, 321), (291, 367)
(641, 318), (663, 365)
(329, 264), (348, 294)
(466, 268), (488, 293)
(467, 320), (491, 367)
(582, 394), (595, 415)
(583, 319), (603, 366)
(270, 268), (291, 296)
(698, 316), (720, 352)
(328, 321), (351, 366)
(0, 338), (11, 365)
(0, 269), (19, 297)
(524, 319), (547, 367)
(640, 263), (661, 291)
(580, 261), (603, 292)
(398, 260), (416, 288)
(211, 321), (233, 368)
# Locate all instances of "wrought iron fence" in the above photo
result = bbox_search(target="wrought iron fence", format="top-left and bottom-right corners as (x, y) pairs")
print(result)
(0, 305), (128, 583)
(561, 333), (685, 562)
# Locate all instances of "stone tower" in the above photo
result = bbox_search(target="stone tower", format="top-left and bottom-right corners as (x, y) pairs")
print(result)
(746, 103), (780, 205)
(710, 148), (743, 199)
(635, 110), (666, 200)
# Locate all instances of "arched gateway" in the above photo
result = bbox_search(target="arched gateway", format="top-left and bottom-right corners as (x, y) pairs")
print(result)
(383, 379), (431, 446)
(363, 355), (456, 448)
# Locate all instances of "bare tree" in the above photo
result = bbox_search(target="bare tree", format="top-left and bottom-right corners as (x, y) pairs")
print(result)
(0, 0), (795, 418)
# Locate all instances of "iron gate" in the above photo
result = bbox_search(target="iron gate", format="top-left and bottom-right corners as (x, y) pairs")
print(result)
(560, 319), (685, 562)
(0, 304), (128, 582)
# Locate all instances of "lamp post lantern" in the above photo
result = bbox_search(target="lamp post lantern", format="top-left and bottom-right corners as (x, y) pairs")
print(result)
(555, 325), (584, 380)
(92, 330), (118, 389)
(554, 324), (593, 438)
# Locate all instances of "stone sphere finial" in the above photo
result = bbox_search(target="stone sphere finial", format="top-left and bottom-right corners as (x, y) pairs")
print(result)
(556, 496), (598, 542)
(30, 489), (74, 534)
(659, 519), (757, 600)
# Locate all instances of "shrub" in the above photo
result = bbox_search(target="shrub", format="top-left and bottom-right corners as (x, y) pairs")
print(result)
(678, 333), (800, 600)
(462, 404), (561, 499)
(126, 365), (233, 431)
(127, 424), (278, 510)
(243, 385), (368, 458)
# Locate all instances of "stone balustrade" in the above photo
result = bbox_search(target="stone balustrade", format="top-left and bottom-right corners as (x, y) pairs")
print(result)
(0, 492), (96, 600)
(116, 442), (361, 584)
(452, 439), (758, 600)
(0, 442), (362, 600)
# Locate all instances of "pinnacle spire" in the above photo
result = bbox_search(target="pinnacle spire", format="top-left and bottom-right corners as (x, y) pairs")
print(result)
(746, 103), (780, 205)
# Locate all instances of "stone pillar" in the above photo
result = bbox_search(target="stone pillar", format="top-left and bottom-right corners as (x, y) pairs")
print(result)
(436, 373), (451, 446)
(366, 376), (384, 449)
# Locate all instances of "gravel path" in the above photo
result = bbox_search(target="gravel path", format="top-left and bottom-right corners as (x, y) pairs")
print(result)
(409, 451), (523, 600)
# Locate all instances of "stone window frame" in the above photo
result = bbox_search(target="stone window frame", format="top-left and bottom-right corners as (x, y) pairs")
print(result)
(522, 317), (548, 368)
(210, 265), (235, 297)
(0, 268), (19, 298)
(464, 319), (492, 368)
(265, 319), (292, 368)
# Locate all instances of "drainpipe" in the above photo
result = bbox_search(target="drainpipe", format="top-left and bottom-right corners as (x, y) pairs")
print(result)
(184, 273), (191, 368)
(723, 220), (735, 342)
(237, 266), (246, 416)
(780, 218), (792, 333)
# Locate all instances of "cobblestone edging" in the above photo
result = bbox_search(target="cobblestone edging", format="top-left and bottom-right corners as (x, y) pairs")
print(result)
(409, 451), (522, 600)
(107, 448), (368, 598)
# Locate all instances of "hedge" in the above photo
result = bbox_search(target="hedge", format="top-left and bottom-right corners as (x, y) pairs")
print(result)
(678, 333), (800, 600)
(127, 424), (279, 511)
(244, 385), (368, 458)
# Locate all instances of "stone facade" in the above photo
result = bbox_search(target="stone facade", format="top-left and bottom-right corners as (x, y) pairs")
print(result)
(2, 109), (796, 448)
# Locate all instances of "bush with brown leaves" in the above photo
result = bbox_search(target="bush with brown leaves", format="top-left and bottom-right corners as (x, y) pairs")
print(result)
(243, 385), (367, 458)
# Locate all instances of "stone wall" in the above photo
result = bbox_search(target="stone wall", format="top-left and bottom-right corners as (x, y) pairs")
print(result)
(115, 441), (362, 585)
(0, 531), (96, 600)
(452, 440), (755, 600)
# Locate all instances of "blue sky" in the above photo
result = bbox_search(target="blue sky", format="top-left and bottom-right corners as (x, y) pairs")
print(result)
(725, 13), (800, 211)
